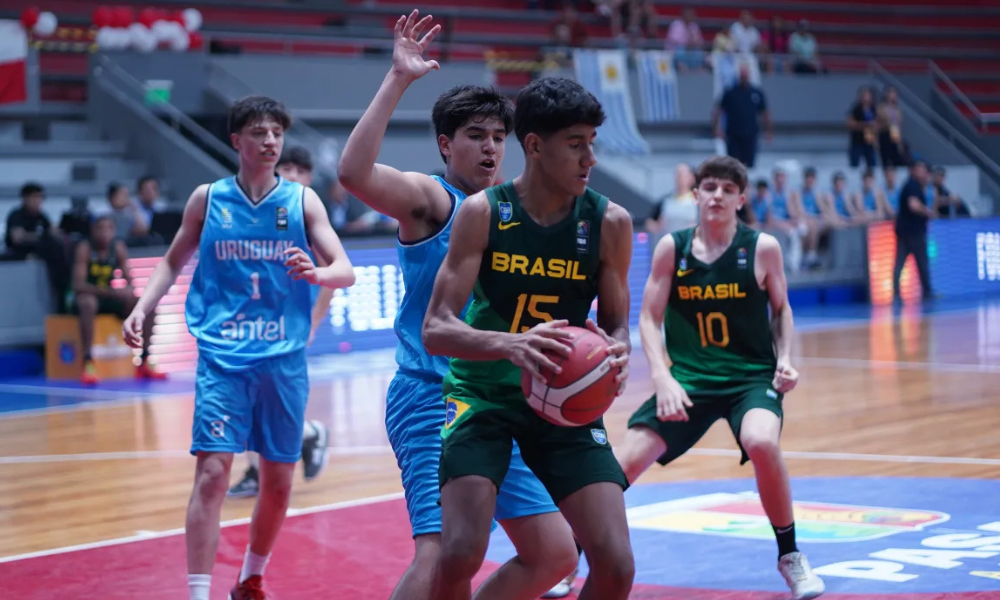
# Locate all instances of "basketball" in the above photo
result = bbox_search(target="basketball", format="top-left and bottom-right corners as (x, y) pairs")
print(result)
(521, 326), (621, 427)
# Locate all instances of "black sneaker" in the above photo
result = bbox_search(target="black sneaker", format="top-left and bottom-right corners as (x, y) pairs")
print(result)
(226, 466), (259, 498)
(301, 420), (329, 482)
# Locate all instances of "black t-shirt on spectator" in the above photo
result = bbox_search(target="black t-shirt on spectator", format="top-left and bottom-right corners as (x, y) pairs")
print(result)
(850, 102), (876, 147)
(934, 184), (971, 218)
(895, 177), (929, 235)
(5, 208), (51, 249)
(720, 84), (767, 139)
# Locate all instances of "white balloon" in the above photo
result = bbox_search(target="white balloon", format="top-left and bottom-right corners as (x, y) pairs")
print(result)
(170, 29), (190, 52)
(131, 25), (157, 53)
(33, 11), (58, 36)
(151, 20), (175, 43)
(96, 27), (115, 49)
(181, 8), (202, 32)
(111, 28), (130, 50)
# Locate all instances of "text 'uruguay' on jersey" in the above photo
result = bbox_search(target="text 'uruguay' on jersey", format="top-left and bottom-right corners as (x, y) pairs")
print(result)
(213, 239), (295, 262)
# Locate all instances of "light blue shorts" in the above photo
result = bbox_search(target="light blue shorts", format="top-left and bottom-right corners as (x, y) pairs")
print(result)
(191, 349), (308, 464)
(385, 371), (558, 537)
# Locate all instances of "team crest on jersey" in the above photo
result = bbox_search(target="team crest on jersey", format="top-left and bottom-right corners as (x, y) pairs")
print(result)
(576, 220), (590, 254)
(221, 207), (233, 229)
(679, 257), (688, 271)
(498, 201), (513, 223)
(276, 206), (288, 231)
(591, 428), (607, 445)
(737, 247), (748, 269)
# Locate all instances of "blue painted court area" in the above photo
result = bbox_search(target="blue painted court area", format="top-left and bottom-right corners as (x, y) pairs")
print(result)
(485, 477), (1000, 595)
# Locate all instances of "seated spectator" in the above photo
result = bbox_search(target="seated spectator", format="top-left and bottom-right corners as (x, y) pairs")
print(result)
(730, 11), (761, 56)
(760, 15), (789, 73)
(553, 3), (588, 47)
(3, 182), (69, 307)
(853, 169), (892, 222)
(789, 20), (823, 74)
(764, 168), (806, 272)
(666, 8), (705, 72)
(69, 215), (164, 385)
(106, 181), (153, 246)
(59, 196), (94, 240)
(611, 0), (657, 42)
(884, 167), (901, 216)
(788, 167), (825, 268)
(328, 178), (397, 234)
(712, 26), (736, 54)
(821, 171), (865, 226)
(749, 179), (771, 227)
(645, 162), (698, 240)
(135, 175), (167, 229)
(932, 166), (971, 218)
(877, 86), (910, 172)
(847, 87), (878, 169)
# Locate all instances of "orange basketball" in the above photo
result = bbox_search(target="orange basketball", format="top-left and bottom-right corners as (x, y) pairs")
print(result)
(520, 326), (621, 427)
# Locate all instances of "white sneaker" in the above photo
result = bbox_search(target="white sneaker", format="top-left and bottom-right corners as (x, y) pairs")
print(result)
(540, 565), (577, 598)
(779, 552), (825, 600)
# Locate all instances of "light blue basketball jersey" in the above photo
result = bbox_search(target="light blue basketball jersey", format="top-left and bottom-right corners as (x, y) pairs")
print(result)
(886, 184), (900, 213)
(394, 176), (468, 380)
(832, 192), (852, 218)
(801, 188), (820, 216)
(186, 176), (313, 371)
(863, 189), (878, 212)
(771, 190), (790, 220)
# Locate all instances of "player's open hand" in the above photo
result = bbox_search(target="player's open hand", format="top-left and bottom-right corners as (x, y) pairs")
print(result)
(122, 310), (144, 349)
(772, 361), (799, 394)
(655, 376), (693, 422)
(284, 247), (319, 284)
(507, 320), (574, 383)
(585, 318), (629, 396)
(391, 9), (441, 81)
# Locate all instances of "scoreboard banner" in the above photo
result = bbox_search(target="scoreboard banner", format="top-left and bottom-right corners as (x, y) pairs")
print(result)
(129, 234), (653, 373)
(867, 217), (1000, 305)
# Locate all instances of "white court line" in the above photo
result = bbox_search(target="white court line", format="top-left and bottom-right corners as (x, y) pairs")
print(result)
(0, 393), (191, 420)
(798, 356), (1000, 374)
(688, 448), (1000, 466)
(0, 446), (394, 465)
(0, 491), (404, 564)
(0, 383), (171, 399)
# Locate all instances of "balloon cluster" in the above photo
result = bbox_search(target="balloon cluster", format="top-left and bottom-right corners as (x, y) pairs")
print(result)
(91, 6), (204, 52)
(19, 7), (59, 37)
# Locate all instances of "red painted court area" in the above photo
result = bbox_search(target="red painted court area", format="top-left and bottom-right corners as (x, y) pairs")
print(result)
(5, 494), (998, 600)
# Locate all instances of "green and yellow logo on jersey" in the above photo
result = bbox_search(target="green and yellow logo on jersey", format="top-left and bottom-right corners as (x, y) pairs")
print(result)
(677, 283), (747, 301)
(491, 252), (588, 280)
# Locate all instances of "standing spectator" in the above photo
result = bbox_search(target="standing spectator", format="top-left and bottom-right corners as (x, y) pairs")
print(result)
(135, 175), (167, 229)
(789, 20), (823, 74)
(877, 86), (909, 173)
(730, 10), (761, 55)
(847, 86), (878, 169)
(666, 8), (705, 71)
(3, 182), (69, 307)
(713, 63), (772, 168)
(893, 160), (935, 302)
(932, 166), (971, 218)
(760, 15), (790, 73)
(106, 182), (150, 245)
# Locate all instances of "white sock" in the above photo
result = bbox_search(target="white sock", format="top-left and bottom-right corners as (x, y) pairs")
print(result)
(188, 574), (210, 600)
(240, 546), (271, 582)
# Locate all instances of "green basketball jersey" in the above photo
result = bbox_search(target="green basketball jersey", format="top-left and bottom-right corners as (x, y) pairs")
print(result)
(444, 181), (608, 395)
(665, 225), (775, 394)
(87, 246), (118, 289)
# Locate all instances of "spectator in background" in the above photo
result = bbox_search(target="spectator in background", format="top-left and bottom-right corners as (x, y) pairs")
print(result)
(932, 166), (971, 218)
(327, 177), (397, 234)
(760, 15), (789, 73)
(666, 8), (705, 72)
(549, 2), (589, 65)
(789, 20), (823, 74)
(70, 215), (164, 385)
(766, 167), (806, 272)
(789, 167), (824, 269)
(877, 86), (909, 173)
(730, 10), (761, 55)
(106, 182), (150, 246)
(645, 162), (697, 241)
(713, 63), (772, 168)
(59, 196), (94, 240)
(894, 160), (936, 301)
(3, 182), (69, 307)
(611, 0), (657, 42)
(821, 171), (864, 226)
(847, 86), (878, 169)
(135, 175), (166, 229)
(712, 24), (736, 54)
(853, 169), (892, 222)
(884, 167), (901, 215)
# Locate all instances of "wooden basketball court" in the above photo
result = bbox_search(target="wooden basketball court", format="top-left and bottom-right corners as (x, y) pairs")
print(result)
(1, 299), (999, 599)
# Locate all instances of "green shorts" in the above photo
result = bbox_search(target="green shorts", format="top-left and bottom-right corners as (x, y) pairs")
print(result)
(440, 379), (628, 505)
(626, 384), (783, 466)
(70, 294), (129, 319)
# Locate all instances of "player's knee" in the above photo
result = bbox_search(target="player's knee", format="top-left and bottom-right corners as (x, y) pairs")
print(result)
(544, 543), (581, 583)
(588, 541), (635, 592)
(194, 456), (232, 502)
(741, 430), (780, 462)
(76, 293), (97, 315)
(437, 536), (487, 581)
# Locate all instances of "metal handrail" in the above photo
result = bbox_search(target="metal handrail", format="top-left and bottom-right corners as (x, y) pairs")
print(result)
(869, 60), (1000, 182)
(93, 54), (238, 164)
(928, 60), (1000, 129)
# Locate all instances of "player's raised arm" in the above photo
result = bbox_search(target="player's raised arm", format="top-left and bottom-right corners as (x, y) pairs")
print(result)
(336, 10), (446, 233)
(123, 184), (207, 348)
(757, 233), (797, 393)
(422, 193), (572, 380)
(288, 187), (356, 290)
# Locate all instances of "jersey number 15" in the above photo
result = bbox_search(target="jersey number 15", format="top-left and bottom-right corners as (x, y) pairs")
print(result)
(509, 294), (558, 333)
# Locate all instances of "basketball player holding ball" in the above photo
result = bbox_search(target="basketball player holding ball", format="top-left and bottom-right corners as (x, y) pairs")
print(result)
(614, 155), (825, 600)
(423, 77), (635, 600)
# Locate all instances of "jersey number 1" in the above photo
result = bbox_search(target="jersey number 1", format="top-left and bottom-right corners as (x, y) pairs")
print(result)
(696, 311), (729, 348)
(510, 294), (559, 333)
(250, 272), (261, 300)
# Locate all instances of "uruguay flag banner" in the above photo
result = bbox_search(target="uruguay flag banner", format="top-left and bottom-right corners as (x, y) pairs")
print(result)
(636, 50), (680, 122)
(573, 48), (649, 156)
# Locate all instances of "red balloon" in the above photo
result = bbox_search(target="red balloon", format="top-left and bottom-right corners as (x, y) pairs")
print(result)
(188, 31), (203, 50)
(113, 6), (135, 28)
(172, 10), (186, 26)
(137, 8), (157, 28)
(92, 5), (112, 28)
(20, 7), (40, 30)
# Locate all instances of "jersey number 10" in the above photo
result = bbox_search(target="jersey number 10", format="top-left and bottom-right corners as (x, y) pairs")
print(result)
(696, 311), (730, 348)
